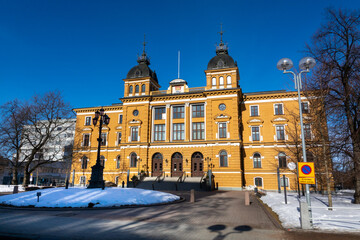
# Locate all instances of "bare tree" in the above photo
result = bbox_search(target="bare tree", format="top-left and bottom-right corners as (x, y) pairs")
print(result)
(306, 8), (360, 203)
(0, 100), (31, 184)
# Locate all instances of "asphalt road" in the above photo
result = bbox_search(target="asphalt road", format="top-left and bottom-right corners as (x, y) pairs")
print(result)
(0, 191), (359, 240)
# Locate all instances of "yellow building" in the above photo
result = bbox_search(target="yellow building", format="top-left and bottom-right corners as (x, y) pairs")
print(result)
(71, 40), (321, 191)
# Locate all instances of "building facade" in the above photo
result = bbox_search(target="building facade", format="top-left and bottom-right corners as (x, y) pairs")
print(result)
(71, 40), (321, 191)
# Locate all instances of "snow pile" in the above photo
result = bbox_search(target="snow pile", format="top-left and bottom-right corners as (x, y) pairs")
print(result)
(0, 185), (25, 192)
(261, 191), (360, 231)
(0, 187), (180, 208)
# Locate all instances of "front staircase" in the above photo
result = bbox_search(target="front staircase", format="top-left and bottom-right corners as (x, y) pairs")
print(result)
(135, 176), (204, 191)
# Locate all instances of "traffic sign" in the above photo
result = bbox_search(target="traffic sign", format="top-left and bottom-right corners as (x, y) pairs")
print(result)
(299, 177), (315, 184)
(298, 162), (315, 178)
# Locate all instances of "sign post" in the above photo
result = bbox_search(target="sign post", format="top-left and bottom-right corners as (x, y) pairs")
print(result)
(298, 162), (315, 225)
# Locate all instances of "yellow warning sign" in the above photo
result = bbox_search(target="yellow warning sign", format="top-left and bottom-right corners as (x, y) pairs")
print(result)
(298, 162), (315, 178)
(299, 177), (315, 184)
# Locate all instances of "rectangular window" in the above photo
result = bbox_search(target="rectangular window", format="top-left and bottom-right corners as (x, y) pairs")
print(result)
(192, 104), (204, 118)
(83, 134), (90, 146)
(274, 104), (284, 115)
(173, 123), (184, 141)
(302, 102), (309, 114)
(250, 106), (259, 116)
(255, 177), (263, 187)
(251, 126), (260, 141)
(192, 122), (205, 140)
(85, 116), (91, 126)
(173, 106), (184, 119)
(155, 107), (166, 120)
(119, 114), (123, 124)
(117, 132), (122, 145)
(101, 133), (107, 146)
(280, 177), (289, 187)
(276, 125), (285, 140)
(154, 124), (165, 141)
(304, 124), (311, 140)
(219, 122), (227, 138)
(131, 127), (138, 141)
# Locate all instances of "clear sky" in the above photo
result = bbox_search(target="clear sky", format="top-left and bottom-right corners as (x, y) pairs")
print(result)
(1, 0), (359, 109)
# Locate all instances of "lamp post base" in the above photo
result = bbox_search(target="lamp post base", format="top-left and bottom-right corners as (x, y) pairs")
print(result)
(87, 164), (105, 189)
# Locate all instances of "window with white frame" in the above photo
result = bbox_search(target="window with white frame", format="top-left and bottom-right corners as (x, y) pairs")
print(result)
(131, 127), (139, 141)
(278, 152), (287, 168)
(304, 124), (311, 140)
(154, 124), (165, 141)
(81, 156), (88, 169)
(280, 177), (289, 187)
(219, 76), (224, 85)
(135, 85), (139, 93)
(192, 122), (205, 140)
(219, 122), (227, 138)
(80, 176), (86, 185)
(192, 104), (204, 118)
(212, 77), (216, 86)
(130, 152), (137, 167)
(251, 126), (260, 141)
(83, 134), (90, 146)
(250, 106), (259, 116)
(219, 150), (228, 167)
(173, 106), (184, 119)
(226, 76), (231, 85)
(173, 123), (184, 141)
(119, 114), (123, 124)
(100, 155), (105, 167)
(116, 155), (120, 169)
(254, 177), (263, 187)
(276, 125), (285, 140)
(253, 153), (261, 168)
(115, 176), (119, 185)
(129, 85), (133, 94)
(301, 102), (309, 114)
(101, 133), (107, 146)
(117, 132), (122, 145)
(141, 84), (146, 93)
(274, 103), (284, 115)
(155, 107), (166, 120)
(85, 116), (92, 126)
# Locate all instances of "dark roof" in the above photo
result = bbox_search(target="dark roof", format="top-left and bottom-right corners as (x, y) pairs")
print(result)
(126, 53), (158, 82)
(207, 43), (237, 70)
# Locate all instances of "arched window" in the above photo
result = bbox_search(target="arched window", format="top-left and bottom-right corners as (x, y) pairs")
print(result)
(254, 177), (263, 187)
(219, 150), (228, 167)
(100, 155), (105, 167)
(141, 84), (146, 92)
(135, 85), (139, 93)
(219, 76), (224, 85)
(226, 76), (231, 85)
(306, 151), (314, 162)
(130, 152), (137, 168)
(116, 155), (120, 169)
(253, 153), (261, 168)
(81, 156), (88, 169)
(212, 77), (216, 86)
(115, 176), (119, 185)
(129, 85), (133, 94)
(278, 152), (287, 168)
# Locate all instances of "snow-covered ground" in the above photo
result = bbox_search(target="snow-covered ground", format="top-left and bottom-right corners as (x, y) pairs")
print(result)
(261, 190), (360, 231)
(0, 185), (25, 192)
(0, 187), (180, 208)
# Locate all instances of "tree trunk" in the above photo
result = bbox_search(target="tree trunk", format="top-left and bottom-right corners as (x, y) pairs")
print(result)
(354, 150), (360, 204)
(11, 167), (18, 185)
(22, 170), (30, 187)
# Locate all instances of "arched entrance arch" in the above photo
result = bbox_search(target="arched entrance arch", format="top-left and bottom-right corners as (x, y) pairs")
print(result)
(191, 152), (204, 177)
(171, 152), (183, 177)
(152, 153), (163, 177)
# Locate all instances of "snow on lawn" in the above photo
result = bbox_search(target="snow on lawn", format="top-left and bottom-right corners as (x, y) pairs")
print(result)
(0, 187), (180, 208)
(261, 190), (360, 231)
(0, 185), (25, 192)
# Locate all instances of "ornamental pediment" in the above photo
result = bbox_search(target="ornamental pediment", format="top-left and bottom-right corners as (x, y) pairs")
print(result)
(214, 114), (231, 121)
(246, 118), (264, 124)
(129, 119), (142, 125)
(271, 117), (289, 123)
(82, 128), (93, 132)
(116, 126), (122, 130)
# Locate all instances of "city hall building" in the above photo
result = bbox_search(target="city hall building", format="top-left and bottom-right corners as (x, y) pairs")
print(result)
(71, 39), (317, 191)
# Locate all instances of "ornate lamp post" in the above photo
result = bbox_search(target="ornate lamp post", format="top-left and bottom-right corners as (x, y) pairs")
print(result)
(277, 57), (316, 219)
(87, 108), (110, 189)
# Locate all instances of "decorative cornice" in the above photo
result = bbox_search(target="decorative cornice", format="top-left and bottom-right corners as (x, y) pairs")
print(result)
(271, 117), (289, 123)
(247, 118), (264, 124)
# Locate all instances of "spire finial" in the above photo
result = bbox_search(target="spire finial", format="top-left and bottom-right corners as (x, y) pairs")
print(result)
(218, 23), (224, 43)
(142, 34), (147, 55)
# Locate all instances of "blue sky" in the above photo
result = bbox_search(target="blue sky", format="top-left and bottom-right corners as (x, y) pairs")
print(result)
(0, 0), (359, 109)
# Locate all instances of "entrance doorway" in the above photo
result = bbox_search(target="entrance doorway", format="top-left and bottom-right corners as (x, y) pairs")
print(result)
(191, 152), (204, 177)
(171, 152), (183, 177)
(152, 153), (163, 177)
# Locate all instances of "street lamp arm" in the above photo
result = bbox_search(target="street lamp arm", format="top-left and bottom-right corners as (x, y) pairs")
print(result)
(282, 70), (297, 89)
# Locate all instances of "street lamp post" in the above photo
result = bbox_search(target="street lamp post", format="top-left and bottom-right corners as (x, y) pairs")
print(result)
(87, 108), (110, 189)
(277, 56), (316, 219)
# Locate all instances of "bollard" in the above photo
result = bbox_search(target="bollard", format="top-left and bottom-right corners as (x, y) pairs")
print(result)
(122, 181), (125, 188)
(152, 183), (155, 190)
(13, 186), (19, 194)
(65, 179), (69, 189)
(37, 192), (41, 202)
(190, 189), (195, 203)
(245, 191), (250, 205)
(300, 201), (312, 229)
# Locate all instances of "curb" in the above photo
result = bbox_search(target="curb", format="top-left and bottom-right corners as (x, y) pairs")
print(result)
(253, 193), (284, 230)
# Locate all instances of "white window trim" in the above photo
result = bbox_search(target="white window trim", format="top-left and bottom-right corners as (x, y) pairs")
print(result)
(219, 76), (224, 86)
(273, 103), (284, 115)
(226, 75), (231, 85)
(118, 114), (123, 124)
(252, 153), (262, 168)
(116, 132), (122, 145)
(219, 150), (229, 167)
(250, 126), (262, 142)
(84, 116), (92, 126)
(254, 176), (264, 188)
(101, 132), (108, 146)
(250, 105), (260, 117)
(274, 124), (287, 141)
(217, 122), (229, 139)
(280, 176), (290, 189)
(301, 101), (310, 114)
(130, 127), (139, 142)
(82, 133), (91, 147)
(212, 77), (216, 86)
(80, 176), (86, 185)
